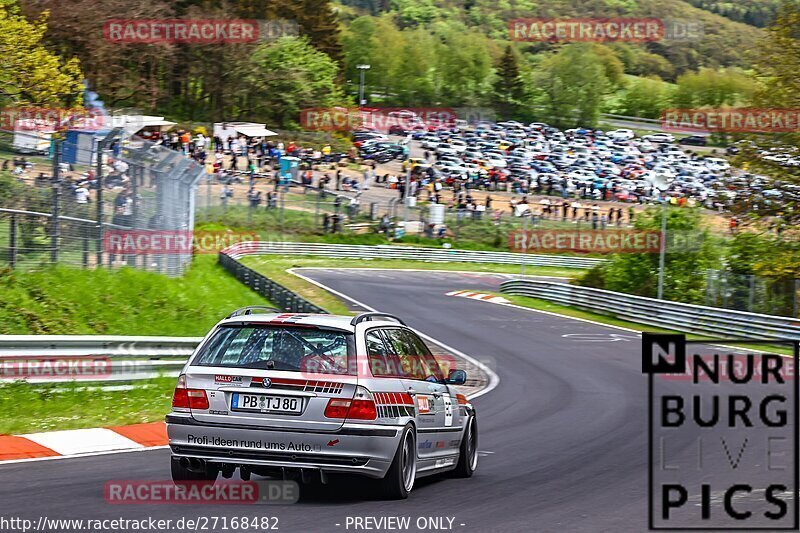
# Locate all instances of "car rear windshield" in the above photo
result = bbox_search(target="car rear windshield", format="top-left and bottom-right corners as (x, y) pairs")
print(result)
(194, 325), (354, 375)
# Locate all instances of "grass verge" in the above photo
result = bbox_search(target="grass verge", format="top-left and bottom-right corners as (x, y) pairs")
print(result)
(0, 378), (175, 434)
(0, 255), (271, 335)
(0, 255), (275, 434)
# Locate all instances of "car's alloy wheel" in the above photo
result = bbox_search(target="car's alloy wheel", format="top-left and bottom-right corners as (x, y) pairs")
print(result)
(380, 425), (416, 499)
(401, 429), (416, 492)
(451, 414), (478, 478)
(466, 416), (478, 471)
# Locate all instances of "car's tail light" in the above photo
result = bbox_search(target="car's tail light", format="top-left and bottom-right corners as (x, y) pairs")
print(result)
(324, 399), (351, 419)
(347, 399), (378, 420)
(324, 398), (378, 420)
(324, 387), (377, 421)
(172, 375), (209, 410)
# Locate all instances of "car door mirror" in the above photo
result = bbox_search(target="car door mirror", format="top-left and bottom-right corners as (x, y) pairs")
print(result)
(445, 369), (467, 385)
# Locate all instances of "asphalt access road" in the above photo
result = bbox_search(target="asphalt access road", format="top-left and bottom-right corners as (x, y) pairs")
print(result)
(0, 270), (793, 532)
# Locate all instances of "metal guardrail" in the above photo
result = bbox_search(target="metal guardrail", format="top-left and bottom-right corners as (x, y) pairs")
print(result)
(218, 251), (328, 314)
(0, 335), (202, 356)
(600, 113), (662, 125)
(0, 336), (203, 384)
(500, 280), (800, 340)
(221, 241), (605, 269)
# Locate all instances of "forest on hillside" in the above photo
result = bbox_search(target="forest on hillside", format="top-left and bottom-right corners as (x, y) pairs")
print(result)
(1, 0), (791, 129)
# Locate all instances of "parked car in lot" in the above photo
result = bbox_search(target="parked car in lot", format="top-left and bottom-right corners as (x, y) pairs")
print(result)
(608, 129), (635, 141)
(704, 157), (730, 172)
(167, 309), (477, 500)
(420, 135), (441, 149)
(678, 135), (708, 146)
(435, 144), (458, 156)
(642, 133), (675, 144)
(402, 158), (430, 172)
(388, 125), (409, 136)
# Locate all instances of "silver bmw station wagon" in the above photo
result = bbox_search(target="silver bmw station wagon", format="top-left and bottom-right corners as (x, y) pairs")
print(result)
(167, 307), (477, 499)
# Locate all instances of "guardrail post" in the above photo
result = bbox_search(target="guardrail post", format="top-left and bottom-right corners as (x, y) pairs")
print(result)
(8, 214), (17, 269)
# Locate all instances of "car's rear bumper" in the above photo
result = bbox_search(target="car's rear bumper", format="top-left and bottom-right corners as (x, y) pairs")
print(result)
(166, 414), (401, 479)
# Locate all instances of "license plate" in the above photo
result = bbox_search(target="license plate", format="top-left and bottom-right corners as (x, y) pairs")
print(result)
(231, 393), (303, 414)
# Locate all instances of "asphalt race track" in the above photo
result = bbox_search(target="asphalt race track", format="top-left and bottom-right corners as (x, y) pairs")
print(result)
(0, 270), (792, 532)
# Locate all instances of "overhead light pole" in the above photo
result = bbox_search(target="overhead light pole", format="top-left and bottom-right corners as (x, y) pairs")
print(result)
(657, 197), (668, 300)
(648, 173), (672, 300)
(356, 64), (370, 106)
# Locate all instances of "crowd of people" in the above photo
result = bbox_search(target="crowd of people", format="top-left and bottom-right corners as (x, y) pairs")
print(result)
(3, 116), (750, 241)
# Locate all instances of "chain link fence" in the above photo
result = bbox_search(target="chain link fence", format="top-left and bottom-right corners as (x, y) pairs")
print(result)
(0, 130), (205, 275)
(705, 269), (800, 318)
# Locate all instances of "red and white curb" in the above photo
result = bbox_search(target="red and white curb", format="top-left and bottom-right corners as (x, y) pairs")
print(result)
(446, 290), (509, 304)
(0, 422), (167, 464)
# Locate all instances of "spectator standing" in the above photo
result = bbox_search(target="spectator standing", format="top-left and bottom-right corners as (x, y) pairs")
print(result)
(74, 184), (89, 204)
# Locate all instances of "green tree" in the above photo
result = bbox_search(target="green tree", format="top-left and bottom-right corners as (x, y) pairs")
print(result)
(618, 76), (675, 118)
(534, 44), (609, 128)
(0, 1), (83, 106)
(393, 29), (437, 105)
(492, 45), (525, 119)
(294, 0), (343, 64)
(731, 1), (800, 228)
(242, 37), (346, 126)
(672, 68), (756, 108)
(752, 1), (800, 113)
(392, 0), (439, 27)
(342, 15), (406, 103)
(342, 16), (376, 80)
(436, 30), (494, 107)
(578, 208), (721, 303)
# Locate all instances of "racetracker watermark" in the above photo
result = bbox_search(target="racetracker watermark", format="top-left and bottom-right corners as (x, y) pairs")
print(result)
(103, 230), (258, 255)
(104, 480), (298, 505)
(643, 334), (799, 529)
(0, 356), (111, 380)
(661, 108), (800, 133)
(103, 19), (298, 44)
(0, 106), (106, 132)
(509, 18), (702, 42)
(299, 107), (460, 133)
(508, 229), (705, 254)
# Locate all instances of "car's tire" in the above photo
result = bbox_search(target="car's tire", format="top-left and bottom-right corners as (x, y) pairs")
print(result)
(451, 414), (478, 478)
(379, 425), (416, 499)
(171, 457), (219, 484)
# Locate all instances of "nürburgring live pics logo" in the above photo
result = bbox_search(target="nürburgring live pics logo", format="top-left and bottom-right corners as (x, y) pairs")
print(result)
(643, 333), (799, 530)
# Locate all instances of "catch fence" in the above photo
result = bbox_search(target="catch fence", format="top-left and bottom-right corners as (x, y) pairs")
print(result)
(0, 130), (206, 275)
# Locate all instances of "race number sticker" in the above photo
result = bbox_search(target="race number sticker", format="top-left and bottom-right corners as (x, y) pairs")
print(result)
(443, 395), (453, 426)
(417, 396), (431, 414)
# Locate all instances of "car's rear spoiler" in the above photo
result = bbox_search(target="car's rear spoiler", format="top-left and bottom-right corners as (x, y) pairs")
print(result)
(350, 313), (405, 326)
